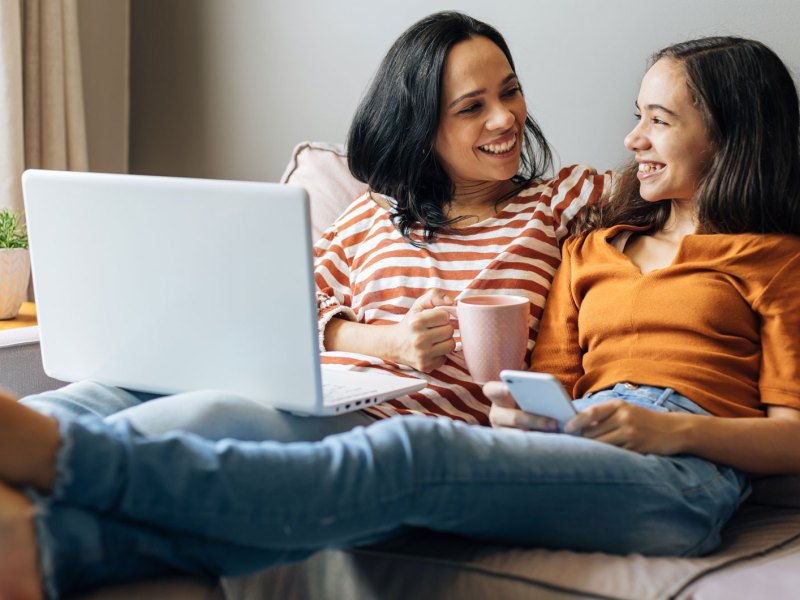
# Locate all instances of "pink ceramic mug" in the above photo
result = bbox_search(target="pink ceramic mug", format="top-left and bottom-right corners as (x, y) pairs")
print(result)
(444, 294), (530, 384)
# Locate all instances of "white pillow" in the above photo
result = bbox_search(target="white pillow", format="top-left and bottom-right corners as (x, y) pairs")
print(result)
(280, 142), (368, 243)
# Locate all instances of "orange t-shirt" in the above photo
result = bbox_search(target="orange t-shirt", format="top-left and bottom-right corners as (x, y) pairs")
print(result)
(532, 225), (800, 417)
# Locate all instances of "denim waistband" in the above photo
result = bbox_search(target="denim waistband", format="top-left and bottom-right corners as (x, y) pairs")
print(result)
(579, 384), (711, 416)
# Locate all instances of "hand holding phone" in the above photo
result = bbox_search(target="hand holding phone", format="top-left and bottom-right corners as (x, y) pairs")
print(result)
(500, 370), (578, 434)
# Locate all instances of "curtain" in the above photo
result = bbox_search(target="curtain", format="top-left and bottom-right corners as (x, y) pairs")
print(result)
(0, 0), (88, 213)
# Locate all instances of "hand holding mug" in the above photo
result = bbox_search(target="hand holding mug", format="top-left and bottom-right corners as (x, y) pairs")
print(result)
(388, 290), (457, 372)
(443, 294), (530, 383)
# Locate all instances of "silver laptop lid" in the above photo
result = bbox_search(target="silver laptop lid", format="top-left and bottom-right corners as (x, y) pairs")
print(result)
(22, 169), (326, 412)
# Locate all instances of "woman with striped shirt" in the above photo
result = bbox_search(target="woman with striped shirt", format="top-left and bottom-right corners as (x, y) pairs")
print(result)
(315, 12), (612, 425)
(19, 11), (611, 440)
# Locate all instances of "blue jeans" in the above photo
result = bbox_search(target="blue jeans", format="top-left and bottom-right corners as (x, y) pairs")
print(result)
(21, 381), (374, 442)
(30, 385), (749, 598)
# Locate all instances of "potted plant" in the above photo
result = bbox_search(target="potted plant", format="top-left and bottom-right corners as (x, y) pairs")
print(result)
(0, 208), (31, 319)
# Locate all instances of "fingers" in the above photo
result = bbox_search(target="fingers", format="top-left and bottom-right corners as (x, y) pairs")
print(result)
(431, 336), (457, 356)
(485, 381), (558, 431)
(413, 333), (458, 372)
(583, 428), (631, 448)
(483, 380), (515, 408)
(404, 309), (455, 346)
(401, 320), (456, 372)
(490, 404), (559, 431)
(564, 401), (652, 452)
(564, 399), (624, 434)
(393, 298), (458, 371)
(429, 290), (455, 307)
(409, 289), (454, 312)
(416, 308), (455, 329)
(577, 401), (639, 439)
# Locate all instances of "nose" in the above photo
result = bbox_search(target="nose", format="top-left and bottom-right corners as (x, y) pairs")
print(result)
(486, 102), (516, 131)
(624, 121), (650, 152)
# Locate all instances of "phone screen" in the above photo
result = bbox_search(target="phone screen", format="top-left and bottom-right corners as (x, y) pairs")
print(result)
(500, 370), (578, 433)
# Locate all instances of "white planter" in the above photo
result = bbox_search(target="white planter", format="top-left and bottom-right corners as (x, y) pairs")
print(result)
(0, 248), (31, 319)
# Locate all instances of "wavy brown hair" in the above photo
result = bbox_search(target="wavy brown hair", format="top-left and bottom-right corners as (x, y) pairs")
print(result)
(574, 37), (800, 236)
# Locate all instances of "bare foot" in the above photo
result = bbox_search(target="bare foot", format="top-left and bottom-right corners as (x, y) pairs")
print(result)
(0, 391), (60, 492)
(0, 483), (43, 600)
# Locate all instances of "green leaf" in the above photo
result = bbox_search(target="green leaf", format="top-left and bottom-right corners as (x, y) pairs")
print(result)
(0, 209), (28, 249)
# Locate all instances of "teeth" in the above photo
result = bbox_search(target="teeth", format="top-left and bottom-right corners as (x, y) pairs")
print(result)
(479, 137), (517, 154)
(638, 162), (665, 173)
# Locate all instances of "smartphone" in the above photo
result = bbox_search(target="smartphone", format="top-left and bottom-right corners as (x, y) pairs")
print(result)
(499, 370), (578, 433)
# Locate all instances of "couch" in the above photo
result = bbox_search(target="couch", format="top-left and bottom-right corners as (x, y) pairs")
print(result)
(3, 142), (800, 599)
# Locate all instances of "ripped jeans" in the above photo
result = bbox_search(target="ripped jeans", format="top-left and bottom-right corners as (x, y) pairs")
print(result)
(29, 384), (749, 598)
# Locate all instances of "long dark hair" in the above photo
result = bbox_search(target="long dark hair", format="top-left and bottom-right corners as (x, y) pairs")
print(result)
(576, 36), (800, 235)
(347, 11), (552, 244)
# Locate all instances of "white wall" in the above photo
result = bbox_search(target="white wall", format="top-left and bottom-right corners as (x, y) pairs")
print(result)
(129, 0), (800, 181)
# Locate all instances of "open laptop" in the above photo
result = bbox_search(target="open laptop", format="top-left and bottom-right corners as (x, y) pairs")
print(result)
(21, 169), (425, 416)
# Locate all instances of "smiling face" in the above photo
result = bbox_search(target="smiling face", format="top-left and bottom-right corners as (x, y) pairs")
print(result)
(624, 58), (713, 204)
(434, 35), (527, 199)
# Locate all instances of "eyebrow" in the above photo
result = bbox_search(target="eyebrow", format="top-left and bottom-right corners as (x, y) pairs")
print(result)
(635, 101), (678, 117)
(447, 73), (518, 109)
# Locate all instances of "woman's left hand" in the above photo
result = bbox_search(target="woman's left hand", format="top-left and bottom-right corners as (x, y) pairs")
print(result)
(566, 400), (692, 455)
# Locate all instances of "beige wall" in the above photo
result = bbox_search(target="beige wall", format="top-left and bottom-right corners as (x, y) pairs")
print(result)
(77, 0), (129, 174)
(128, 0), (800, 183)
(129, 0), (208, 178)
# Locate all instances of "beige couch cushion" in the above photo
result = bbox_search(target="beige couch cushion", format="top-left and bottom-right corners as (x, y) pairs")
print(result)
(0, 326), (64, 397)
(222, 505), (800, 600)
(280, 141), (367, 242)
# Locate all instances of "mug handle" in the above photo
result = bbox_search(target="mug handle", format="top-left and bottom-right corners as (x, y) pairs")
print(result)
(441, 305), (458, 324)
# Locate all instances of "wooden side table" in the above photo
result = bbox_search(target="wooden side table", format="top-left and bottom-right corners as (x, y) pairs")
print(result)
(0, 302), (37, 330)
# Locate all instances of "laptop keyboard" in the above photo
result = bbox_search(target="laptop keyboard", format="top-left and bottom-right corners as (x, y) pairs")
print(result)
(322, 382), (378, 404)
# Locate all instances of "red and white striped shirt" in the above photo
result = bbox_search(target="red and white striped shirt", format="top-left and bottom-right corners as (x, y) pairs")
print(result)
(314, 164), (613, 425)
